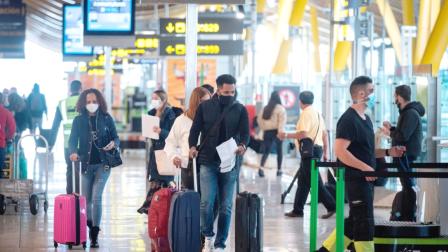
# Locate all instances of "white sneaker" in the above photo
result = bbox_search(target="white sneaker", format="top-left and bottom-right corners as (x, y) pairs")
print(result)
(214, 248), (225, 252)
(202, 237), (215, 252)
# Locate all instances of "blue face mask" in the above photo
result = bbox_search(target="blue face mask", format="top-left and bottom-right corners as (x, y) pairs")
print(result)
(366, 93), (376, 109)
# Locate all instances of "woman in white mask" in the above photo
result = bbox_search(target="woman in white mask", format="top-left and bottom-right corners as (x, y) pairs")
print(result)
(69, 88), (120, 248)
(137, 90), (179, 214)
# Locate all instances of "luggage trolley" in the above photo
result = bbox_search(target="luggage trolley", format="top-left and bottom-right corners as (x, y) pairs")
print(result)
(0, 134), (49, 215)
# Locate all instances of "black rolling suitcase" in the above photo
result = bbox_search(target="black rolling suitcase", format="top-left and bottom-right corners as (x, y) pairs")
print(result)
(235, 191), (263, 252)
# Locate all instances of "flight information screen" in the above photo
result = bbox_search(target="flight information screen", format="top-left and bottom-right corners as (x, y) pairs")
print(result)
(63, 5), (93, 55)
(84, 0), (135, 35)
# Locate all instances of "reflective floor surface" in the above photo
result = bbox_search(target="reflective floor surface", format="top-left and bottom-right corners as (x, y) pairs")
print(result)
(0, 144), (389, 252)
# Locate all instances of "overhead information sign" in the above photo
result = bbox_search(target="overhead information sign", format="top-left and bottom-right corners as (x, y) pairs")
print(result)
(84, 0), (135, 35)
(160, 17), (243, 35)
(0, 0), (26, 58)
(159, 38), (243, 56)
(134, 36), (159, 50)
(63, 5), (93, 56)
(147, 0), (244, 3)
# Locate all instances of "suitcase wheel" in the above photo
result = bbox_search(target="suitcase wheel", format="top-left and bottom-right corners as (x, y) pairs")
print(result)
(68, 244), (72, 249)
(29, 194), (39, 215)
(82, 242), (87, 249)
(53, 241), (58, 248)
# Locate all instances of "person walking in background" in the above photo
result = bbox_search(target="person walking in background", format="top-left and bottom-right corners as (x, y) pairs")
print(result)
(257, 91), (287, 177)
(137, 90), (178, 214)
(281, 91), (336, 219)
(382, 84), (425, 221)
(164, 87), (211, 189)
(51, 80), (82, 194)
(7, 92), (31, 136)
(147, 89), (178, 183)
(68, 88), (120, 248)
(0, 93), (16, 175)
(189, 74), (249, 252)
(27, 83), (47, 133)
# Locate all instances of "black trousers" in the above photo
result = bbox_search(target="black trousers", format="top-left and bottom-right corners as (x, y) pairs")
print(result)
(293, 146), (336, 214)
(260, 130), (283, 170)
(344, 177), (375, 241)
(65, 148), (80, 194)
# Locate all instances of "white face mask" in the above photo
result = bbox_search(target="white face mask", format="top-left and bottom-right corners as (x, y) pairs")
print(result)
(151, 99), (162, 109)
(86, 103), (99, 113)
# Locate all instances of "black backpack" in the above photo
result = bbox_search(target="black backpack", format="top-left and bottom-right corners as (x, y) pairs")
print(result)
(390, 189), (417, 221)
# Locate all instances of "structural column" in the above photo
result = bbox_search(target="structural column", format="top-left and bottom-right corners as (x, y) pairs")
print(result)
(184, 4), (198, 108)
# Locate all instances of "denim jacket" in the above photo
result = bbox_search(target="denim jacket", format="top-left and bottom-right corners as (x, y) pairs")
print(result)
(68, 111), (120, 167)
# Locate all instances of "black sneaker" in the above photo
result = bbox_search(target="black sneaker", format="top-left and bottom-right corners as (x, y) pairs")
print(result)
(277, 170), (283, 176)
(258, 169), (265, 177)
(284, 211), (304, 218)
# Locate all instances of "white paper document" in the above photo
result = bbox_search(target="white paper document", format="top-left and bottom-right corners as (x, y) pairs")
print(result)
(216, 138), (238, 173)
(142, 115), (160, 139)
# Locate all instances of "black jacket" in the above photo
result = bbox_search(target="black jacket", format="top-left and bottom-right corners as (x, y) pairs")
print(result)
(189, 96), (250, 166)
(68, 111), (120, 167)
(391, 101), (425, 158)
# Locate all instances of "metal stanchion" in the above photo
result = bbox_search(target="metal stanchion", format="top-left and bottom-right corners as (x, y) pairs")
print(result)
(335, 167), (345, 252)
(310, 159), (318, 252)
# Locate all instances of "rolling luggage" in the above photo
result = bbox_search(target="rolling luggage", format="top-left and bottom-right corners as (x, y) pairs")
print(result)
(168, 158), (201, 252)
(235, 191), (263, 252)
(148, 187), (176, 252)
(53, 162), (87, 249)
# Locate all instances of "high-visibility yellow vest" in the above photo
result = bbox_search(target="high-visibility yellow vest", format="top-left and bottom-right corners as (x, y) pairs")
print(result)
(59, 95), (79, 148)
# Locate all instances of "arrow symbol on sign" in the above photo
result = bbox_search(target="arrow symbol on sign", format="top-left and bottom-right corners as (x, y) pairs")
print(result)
(166, 23), (175, 33)
(166, 45), (175, 54)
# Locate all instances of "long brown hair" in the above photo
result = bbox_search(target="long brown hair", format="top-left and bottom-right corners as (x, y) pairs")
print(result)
(153, 89), (169, 112)
(76, 88), (108, 114)
(185, 87), (210, 120)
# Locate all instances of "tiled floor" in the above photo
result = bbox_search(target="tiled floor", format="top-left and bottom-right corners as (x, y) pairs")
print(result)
(0, 144), (389, 252)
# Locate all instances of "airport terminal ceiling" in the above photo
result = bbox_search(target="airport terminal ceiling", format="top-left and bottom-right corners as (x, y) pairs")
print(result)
(23, 0), (409, 53)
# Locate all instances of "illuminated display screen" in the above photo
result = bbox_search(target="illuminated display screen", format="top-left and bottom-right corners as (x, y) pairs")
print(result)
(84, 0), (135, 35)
(63, 5), (93, 56)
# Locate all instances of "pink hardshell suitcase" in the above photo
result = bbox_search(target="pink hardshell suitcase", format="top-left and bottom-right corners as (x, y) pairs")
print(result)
(53, 162), (87, 249)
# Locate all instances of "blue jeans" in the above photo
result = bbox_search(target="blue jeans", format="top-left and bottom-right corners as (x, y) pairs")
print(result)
(81, 164), (111, 227)
(200, 164), (238, 249)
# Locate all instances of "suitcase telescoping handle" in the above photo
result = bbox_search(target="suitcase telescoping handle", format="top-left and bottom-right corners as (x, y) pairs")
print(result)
(192, 158), (198, 192)
(71, 161), (82, 195)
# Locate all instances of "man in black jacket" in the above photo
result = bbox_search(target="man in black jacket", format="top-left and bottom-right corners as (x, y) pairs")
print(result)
(383, 84), (425, 221)
(189, 74), (249, 252)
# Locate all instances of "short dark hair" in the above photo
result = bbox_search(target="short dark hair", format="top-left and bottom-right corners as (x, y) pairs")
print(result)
(299, 91), (314, 105)
(216, 74), (236, 87)
(70, 80), (82, 93)
(350, 76), (373, 96)
(395, 85), (411, 101)
(202, 84), (214, 94)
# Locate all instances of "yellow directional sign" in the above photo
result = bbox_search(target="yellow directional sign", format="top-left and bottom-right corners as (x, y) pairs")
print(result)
(160, 18), (243, 35)
(160, 38), (243, 56)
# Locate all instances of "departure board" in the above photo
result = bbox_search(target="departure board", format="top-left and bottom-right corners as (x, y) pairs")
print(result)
(63, 5), (93, 56)
(84, 0), (135, 35)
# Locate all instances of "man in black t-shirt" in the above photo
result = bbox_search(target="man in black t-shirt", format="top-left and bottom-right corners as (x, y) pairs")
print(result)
(318, 76), (405, 252)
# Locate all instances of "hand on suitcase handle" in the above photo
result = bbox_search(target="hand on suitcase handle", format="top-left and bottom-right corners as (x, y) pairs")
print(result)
(70, 153), (79, 162)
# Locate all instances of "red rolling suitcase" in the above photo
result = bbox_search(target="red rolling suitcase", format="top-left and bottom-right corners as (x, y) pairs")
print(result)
(53, 162), (87, 249)
(148, 186), (176, 252)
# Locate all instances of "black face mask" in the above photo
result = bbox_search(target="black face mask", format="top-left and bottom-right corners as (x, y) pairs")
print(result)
(219, 95), (235, 105)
